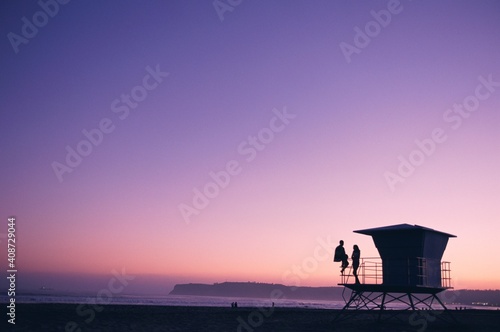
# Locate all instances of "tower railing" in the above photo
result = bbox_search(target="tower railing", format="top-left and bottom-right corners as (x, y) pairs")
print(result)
(339, 257), (452, 288)
(340, 257), (383, 284)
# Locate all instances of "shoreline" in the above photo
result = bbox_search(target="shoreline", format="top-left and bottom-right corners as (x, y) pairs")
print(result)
(6, 293), (500, 311)
(7, 303), (500, 331)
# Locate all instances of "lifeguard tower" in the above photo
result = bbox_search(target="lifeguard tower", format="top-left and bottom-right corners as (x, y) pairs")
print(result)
(334, 224), (456, 323)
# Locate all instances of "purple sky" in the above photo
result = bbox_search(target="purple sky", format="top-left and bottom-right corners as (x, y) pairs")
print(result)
(1, 0), (500, 294)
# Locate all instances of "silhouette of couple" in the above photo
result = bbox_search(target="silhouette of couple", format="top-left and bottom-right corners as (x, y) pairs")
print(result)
(334, 240), (360, 284)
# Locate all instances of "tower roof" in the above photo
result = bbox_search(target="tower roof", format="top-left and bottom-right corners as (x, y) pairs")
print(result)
(354, 223), (456, 238)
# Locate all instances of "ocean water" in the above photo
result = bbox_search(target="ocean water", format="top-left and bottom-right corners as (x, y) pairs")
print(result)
(2, 294), (347, 309)
(2, 294), (497, 311)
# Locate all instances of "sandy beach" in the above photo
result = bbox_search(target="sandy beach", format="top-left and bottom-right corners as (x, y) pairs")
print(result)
(6, 303), (500, 331)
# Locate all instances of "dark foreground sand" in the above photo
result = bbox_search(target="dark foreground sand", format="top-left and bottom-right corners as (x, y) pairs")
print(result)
(6, 304), (500, 331)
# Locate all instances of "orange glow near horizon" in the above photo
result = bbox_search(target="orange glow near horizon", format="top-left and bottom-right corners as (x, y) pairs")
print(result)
(18, 211), (500, 291)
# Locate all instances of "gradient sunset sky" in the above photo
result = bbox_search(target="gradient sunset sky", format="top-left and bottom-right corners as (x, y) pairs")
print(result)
(1, 0), (499, 294)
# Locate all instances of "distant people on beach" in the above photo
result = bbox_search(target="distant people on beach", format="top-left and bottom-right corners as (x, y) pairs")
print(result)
(352, 245), (360, 284)
(231, 302), (238, 308)
(333, 240), (349, 274)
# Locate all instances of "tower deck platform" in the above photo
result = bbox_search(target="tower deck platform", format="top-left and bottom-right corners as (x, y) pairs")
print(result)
(338, 283), (451, 294)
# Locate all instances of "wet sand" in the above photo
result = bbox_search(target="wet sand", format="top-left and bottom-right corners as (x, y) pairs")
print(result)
(7, 303), (500, 331)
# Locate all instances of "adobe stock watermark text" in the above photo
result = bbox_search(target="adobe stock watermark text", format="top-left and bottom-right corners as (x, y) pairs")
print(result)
(51, 64), (169, 183)
(384, 74), (499, 192)
(179, 106), (296, 224)
(339, 0), (410, 64)
(7, 0), (71, 54)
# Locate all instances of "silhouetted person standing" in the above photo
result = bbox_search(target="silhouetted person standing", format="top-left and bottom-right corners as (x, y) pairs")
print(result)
(334, 240), (349, 274)
(352, 245), (361, 284)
